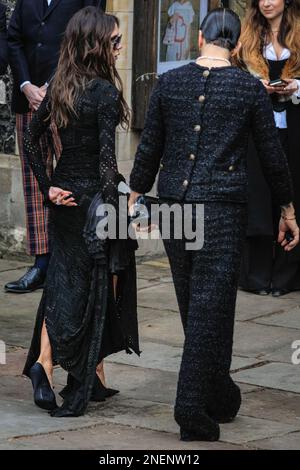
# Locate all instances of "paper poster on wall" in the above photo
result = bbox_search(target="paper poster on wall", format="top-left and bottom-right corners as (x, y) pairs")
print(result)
(158, 0), (207, 74)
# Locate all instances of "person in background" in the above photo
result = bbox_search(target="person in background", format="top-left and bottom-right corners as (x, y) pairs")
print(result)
(5, 0), (106, 294)
(129, 8), (299, 442)
(237, 0), (300, 297)
(0, 1), (8, 75)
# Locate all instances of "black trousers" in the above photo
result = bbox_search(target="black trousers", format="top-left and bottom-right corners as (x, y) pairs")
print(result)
(240, 129), (300, 292)
(240, 235), (300, 291)
(162, 202), (247, 420)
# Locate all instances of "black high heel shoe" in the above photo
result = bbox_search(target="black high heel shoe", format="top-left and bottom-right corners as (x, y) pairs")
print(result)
(91, 375), (119, 402)
(28, 362), (57, 411)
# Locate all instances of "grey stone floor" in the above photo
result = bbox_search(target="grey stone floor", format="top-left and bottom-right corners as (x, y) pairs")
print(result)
(0, 257), (300, 450)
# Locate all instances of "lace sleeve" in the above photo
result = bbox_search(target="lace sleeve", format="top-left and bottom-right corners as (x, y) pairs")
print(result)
(23, 96), (52, 200)
(97, 82), (120, 207)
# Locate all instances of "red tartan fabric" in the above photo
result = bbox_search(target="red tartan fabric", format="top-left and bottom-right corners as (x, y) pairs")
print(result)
(16, 111), (61, 255)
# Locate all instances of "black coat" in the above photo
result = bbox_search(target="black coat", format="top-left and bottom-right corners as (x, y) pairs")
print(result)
(8, 0), (106, 113)
(130, 63), (293, 207)
(0, 2), (7, 75)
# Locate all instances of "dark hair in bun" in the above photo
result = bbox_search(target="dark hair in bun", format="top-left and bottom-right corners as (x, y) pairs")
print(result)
(200, 8), (241, 51)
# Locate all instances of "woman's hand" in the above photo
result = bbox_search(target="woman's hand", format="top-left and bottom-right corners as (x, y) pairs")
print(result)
(276, 79), (299, 97)
(128, 191), (142, 216)
(278, 217), (300, 251)
(128, 191), (156, 233)
(261, 79), (278, 95)
(48, 186), (78, 207)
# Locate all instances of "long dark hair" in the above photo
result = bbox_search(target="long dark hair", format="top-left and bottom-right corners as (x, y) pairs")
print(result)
(237, 0), (300, 76)
(200, 7), (241, 51)
(49, 7), (130, 129)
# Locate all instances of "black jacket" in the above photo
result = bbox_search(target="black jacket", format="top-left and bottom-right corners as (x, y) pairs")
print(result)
(0, 2), (7, 75)
(8, 0), (106, 113)
(130, 63), (293, 206)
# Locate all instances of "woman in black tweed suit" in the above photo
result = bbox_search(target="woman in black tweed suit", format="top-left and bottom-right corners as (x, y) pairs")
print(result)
(129, 8), (299, 442)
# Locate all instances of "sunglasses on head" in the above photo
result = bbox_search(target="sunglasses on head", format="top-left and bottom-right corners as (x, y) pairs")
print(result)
(111, 34), (122, 50)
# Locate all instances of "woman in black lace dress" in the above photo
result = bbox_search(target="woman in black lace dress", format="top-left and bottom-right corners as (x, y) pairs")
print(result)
(22, 7), (139, 417)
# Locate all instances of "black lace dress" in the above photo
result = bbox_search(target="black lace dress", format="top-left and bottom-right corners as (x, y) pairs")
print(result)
(22, 79), (140, 417)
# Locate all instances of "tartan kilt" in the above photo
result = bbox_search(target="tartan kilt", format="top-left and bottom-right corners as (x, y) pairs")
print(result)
(16, 111), (62, 256)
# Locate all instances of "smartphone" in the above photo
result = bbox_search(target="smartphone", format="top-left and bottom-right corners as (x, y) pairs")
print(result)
(269, 78), (288, 87)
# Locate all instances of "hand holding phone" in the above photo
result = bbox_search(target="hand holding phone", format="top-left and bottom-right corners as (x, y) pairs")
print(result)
(268, 78), (288, 88)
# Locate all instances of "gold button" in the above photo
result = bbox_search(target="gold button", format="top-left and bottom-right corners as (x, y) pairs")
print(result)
(229, 165), (235, 172)
(189, 154), (196, 161)
(183, 180), (189, 187)
(160, 163), (164, 169)
(198, 95), (206, 103)
(194, 125), (201, 132)
(203, 70), (210, 78)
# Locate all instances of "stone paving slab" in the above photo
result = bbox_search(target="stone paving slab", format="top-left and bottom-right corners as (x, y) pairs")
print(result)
(138, 311), (184, 347)
(0, 311), (35, 347)
(136, 284), (179, 312)
(0, 348), (28, 377)
(1, 255), (300, 450)
(248, 431), (300, 450)
(106, 341), (260, 374)
(219, 415), (299, 445)
(233, 363), (300, 394)
(253, 306), (300, 330)
(0, 259), (31, 273)
(239, 388), (300, 426)
(263, 343), (300, 364)
(0, 397), (104, 440)
(235, 291), (300, 322)
(0, 423), (245, 450)
(233, 321), (298, 359)
(135, 263), (171, 282)
(88, 396), (299, 445)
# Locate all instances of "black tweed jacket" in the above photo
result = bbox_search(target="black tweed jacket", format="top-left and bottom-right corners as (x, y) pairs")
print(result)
(130, 62), (293, 206)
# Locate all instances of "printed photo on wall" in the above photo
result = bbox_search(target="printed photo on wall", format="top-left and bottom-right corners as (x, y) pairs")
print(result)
(158, 0), (209, 74)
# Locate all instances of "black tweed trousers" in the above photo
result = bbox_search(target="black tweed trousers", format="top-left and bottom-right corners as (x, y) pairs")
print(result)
(162, 202), (248, 423)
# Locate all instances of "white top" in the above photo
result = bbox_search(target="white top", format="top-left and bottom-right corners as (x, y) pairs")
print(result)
(168, 1), (195, 24)
(263, 43), (300, 129)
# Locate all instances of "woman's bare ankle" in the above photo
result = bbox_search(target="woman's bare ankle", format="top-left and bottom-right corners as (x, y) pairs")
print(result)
(36, 358), (54, 386)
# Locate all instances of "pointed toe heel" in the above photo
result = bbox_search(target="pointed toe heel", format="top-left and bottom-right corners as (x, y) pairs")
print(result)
(91, 375), (119, 402)
(29, 362), (57, 411)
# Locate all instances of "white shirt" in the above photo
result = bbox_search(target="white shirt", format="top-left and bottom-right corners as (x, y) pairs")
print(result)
(263, 43), (300, 129)
(20, 0), (52, 91)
